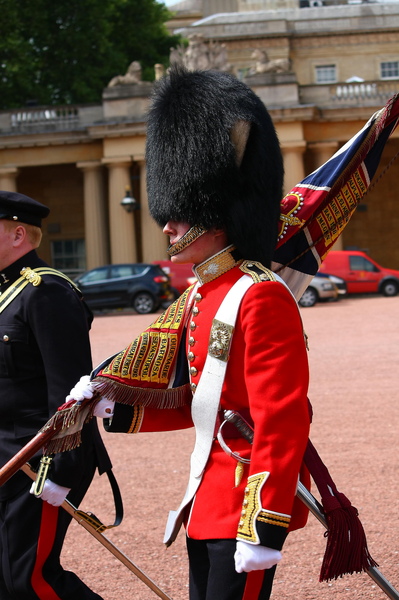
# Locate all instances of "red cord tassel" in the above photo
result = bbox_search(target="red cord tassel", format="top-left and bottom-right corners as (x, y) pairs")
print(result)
(304, 439), (378, 581)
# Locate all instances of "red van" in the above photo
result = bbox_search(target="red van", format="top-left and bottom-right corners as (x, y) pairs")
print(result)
(319, 250), (399, 296)
(153, 260), (197, 298)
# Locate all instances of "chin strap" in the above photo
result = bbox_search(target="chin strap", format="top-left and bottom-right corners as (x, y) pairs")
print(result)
(167, 225), (207, 256)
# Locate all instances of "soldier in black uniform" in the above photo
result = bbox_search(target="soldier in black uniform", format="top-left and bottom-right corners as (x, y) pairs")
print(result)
(0, 191), (111, 599)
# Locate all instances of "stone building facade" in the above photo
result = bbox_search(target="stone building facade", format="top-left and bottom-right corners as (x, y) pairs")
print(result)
(0, 1), (398, 276)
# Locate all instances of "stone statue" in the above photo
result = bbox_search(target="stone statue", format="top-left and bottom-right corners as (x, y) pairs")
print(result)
(209, 41), (231, 73)
(169, 34), (231, 73)
(107, 61), (143, 87)
(154, 64), (165, 80)
(169, 45), (186, 67)
(184, 34), (211, 71)
(250, 49), (291, 75)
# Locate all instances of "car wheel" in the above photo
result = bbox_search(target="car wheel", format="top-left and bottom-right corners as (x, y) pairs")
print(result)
(132, 292), (156, 314)
(380, 280), (399, 297)
(299, 287), (318, 307)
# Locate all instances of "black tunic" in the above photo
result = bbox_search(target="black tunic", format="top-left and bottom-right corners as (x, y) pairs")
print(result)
(0, 249), (111, 498)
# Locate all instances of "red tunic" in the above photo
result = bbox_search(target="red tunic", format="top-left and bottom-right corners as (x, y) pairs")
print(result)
(100, 254), (310, 549)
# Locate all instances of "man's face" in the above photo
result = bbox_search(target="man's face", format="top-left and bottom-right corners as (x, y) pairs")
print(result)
(163, 221), (228, 266)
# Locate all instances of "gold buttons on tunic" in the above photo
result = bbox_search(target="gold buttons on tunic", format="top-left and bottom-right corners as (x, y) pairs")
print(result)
(192, 306), (199, 316)
(191, 382), (197, 392)
(190, 321), (196, 331)
(3, 335), (9, 342)
(188, 336), (195, 346)
(194, 293), (202, 302)
(190, 366), (198, 377)
(187, 351), (195, 362)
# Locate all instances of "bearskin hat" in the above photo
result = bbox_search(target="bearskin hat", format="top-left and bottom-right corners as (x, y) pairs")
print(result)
(146, 66), (284, 267)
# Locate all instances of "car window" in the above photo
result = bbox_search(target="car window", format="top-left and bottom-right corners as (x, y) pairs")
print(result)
(110, 265), (134, 279)
(135, 265), (150, 275)
(350, 256), (379, 272)
(80, 267), (109, 283)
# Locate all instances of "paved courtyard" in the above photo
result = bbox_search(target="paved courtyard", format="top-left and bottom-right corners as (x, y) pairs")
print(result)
(61, 293), (399, 600)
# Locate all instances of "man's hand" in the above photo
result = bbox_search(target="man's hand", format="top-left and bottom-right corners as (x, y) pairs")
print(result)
(234, 540), (282, 573)
(66, 374), (95, 402)
(30, 480), (71, 507)
(93, 398), (115, 418)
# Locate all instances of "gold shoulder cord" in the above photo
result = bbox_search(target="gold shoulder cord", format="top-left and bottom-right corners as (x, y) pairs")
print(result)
(20, 267), (80, 291)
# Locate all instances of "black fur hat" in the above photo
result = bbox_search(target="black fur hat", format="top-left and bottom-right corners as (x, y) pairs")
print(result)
(146, 66), (284, 266)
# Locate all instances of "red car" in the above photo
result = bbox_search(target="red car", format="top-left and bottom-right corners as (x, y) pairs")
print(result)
(319, 250), (399, 296)
(153, 260), (197, 299)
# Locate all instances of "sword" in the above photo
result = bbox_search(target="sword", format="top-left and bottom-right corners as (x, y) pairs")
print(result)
(21, 463), (173, 600)
(222, 409), (399, 600)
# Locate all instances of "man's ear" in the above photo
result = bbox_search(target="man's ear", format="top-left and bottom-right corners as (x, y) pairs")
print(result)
(13, 225), (27, 247)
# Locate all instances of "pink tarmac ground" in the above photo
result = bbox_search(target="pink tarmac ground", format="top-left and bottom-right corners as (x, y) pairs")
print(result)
(61, 294), (399, 600)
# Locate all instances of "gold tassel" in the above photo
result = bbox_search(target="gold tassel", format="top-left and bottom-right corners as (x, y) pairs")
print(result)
(235, 460), (244, 487)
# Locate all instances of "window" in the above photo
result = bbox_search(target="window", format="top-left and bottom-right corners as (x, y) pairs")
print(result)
(110, 265), (135, 279)
(315, 64), (337, 84)
(349, 255), (379, 273)
(51, 239), (86, 277)
(79, 267), (109, 284)
(381, 61), (399, 80)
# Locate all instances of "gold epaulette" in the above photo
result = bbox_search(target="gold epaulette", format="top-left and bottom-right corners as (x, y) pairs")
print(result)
(20, 266), (80, 291)
(239, 260), (277, 283)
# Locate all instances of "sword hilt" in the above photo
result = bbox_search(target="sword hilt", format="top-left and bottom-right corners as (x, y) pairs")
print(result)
(223, 410), (254, 444)
(33, 455), (53, 496)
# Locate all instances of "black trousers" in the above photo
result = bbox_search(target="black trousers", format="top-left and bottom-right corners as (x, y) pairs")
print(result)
(186, 538), (278, 600)
(0, 460), (103, 600)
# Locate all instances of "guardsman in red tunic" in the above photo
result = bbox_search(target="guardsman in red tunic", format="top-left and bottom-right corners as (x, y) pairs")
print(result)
(68, 66), (311, 600)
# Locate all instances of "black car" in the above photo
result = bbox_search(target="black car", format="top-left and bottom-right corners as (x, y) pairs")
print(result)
(75, 263), (173, 314)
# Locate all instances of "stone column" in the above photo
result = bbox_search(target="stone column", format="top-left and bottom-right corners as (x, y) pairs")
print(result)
(77, 161), (109, 270)
(308, 141), (339, 171)
(137, 159), (168, 262)
(103, 157), (137, 263)
(281, 143), (306, 195)
(0, 166), (19, 191)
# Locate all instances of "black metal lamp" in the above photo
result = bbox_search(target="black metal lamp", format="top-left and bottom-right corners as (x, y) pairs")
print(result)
(121, 187), (140, 212)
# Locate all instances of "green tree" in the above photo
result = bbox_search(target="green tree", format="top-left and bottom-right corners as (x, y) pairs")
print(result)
(0, 0), (180, 109)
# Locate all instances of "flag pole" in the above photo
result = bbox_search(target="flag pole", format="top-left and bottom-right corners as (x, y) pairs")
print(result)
(21, 463), (173, 600)
(0, 423), (63, 486)
(0, 397), (95, 487)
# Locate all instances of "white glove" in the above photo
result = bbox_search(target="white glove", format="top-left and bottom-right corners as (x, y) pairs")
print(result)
(234, 540), (282, 573)
(66, 375), (95, 402)
(30, 480), (71, 507)
(93, 398), (115, 418)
